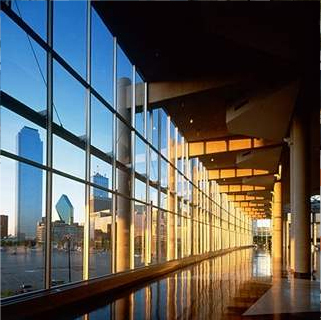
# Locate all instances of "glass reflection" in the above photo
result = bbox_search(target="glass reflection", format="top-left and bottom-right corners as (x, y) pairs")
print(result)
(68, 249), (272, 320)
(89, 185), (112, 278)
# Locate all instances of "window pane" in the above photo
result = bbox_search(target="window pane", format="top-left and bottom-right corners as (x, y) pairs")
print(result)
(0, 107), (46, 165)
(116, 168), (131, 199)
(135, 73), (144, 136)
(53, 61), (86, 137)
(134, 202), (146, 268)
(1, 13), (46, 113)
(89, 186), (112, 278)
(135, 179), (146, 202)
(177, 173), (182, 197)
(53, 1), (87, 78)
(12, 0), (46, 40)
(161, 159), (168, 188)
(177, 132), (183, 171)
(0, 157), (45, 297)
(160, 192), (167, 210)
(149, 186), (158, 207)
(177, 215), (182, 258)
(159, 210), (167, 262)
(115, 194), (131, 272)
(151, 207), (158, 264)
(52, 174), (85, 286)
(160, 109), (168, 158)
(91, 95), (113, 155)
(117, 45), (132, 119)
(90, 155), (112, 192)
(135, 136), (146, 176)
(150, 149), (158, 184)
(53, 134), (85, 179)
(169, 121), (176, 164)
(91, 9), (113, 106)
(151, 109), (159, 149)
(117, 118), (131, 167)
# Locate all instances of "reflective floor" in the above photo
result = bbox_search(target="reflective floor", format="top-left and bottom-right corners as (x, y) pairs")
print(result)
(28, 248), (320, 320)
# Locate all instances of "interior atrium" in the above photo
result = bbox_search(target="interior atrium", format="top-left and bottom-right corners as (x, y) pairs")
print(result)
(0, 1), (320, 320)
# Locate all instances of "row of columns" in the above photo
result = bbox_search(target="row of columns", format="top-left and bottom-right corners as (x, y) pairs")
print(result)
(272, 111), (311, 278)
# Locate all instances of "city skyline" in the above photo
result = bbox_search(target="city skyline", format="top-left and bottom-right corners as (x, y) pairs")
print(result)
(16, 126), (43, 240)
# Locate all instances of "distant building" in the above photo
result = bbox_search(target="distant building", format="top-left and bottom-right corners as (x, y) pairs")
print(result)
(90, 173), (112, 212)
(16, 126), (43, 241)
(0, 215), (8, 238)
(89, 210), (112, 250)
(89, 174), (112, 250)
(56, 194), (74, 224)
(36, 217), (84, 249)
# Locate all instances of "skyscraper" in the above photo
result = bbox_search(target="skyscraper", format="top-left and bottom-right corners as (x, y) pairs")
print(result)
(16, 126), (43, 241)
(56, 194), (74, 224)
(90, 173), (111, 212)
(92, 173), (109, 199)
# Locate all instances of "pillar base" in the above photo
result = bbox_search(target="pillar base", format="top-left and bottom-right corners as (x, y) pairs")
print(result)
(293, 271), (311, 279)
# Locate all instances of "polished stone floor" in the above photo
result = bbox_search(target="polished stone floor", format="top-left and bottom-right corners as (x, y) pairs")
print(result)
(30, 248), (320, 320)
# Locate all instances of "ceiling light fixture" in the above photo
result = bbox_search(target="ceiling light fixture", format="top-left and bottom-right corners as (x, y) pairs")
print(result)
(189, 118), (193, 124)
(211, 158), (214, 162)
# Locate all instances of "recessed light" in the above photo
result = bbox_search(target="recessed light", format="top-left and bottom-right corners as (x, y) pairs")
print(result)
(189, 118), (193, 124)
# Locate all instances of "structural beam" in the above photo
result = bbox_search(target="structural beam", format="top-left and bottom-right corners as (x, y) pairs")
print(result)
(208, 168), (269, 180)
(219, 184), (266, 193)
(226, 80), (299, 142)
(148, 75), (248, 104)
(233, 201), (271, 208)
(189, 136), (278, 158)
(227, 195), (265, 201)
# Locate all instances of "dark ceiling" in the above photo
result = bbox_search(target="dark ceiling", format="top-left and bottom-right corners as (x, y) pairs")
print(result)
(94, 2), (318, 83)
(94, 2), (320, 198)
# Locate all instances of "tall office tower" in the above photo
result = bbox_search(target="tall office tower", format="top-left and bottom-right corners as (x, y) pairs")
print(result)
(16, 126), (43, 241)
(56, 194), (74, 225)
(0, 215), (8, 238)
(90, 173), (111, 212)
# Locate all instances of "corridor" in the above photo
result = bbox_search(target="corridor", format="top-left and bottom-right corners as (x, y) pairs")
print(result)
(27, 248), (319, 320)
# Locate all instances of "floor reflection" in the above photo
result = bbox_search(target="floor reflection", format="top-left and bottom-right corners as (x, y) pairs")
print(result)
(71, 248), (272, 320)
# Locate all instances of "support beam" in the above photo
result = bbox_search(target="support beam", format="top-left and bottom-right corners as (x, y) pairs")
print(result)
(189, 136), (278, 158)
(227, 195), (265, 201)
(233, 201), (270, 208)
(226, 81), (300, 141)
(208, 168), (269, 180)
(219, 184), (266, 193)
(148, 76), (248, 104)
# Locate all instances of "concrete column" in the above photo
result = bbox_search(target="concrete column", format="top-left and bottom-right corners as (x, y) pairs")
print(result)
(291, 114), (311, 278)
(272, 181), (282, 259)
(116, 78), (132, 272)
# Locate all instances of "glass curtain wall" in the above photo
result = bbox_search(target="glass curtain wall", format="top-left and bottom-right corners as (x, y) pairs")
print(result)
(0, 0), (253, 300)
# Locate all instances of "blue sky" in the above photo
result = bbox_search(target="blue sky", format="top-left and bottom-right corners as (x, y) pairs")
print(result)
(0, 3), (144, 235)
